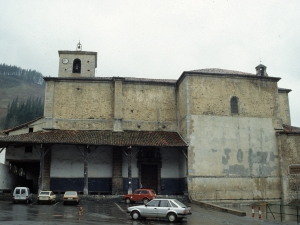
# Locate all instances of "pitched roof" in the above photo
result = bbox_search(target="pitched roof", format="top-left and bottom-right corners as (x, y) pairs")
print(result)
(189, 68), (255, 76)
(0, 130), (187, 147)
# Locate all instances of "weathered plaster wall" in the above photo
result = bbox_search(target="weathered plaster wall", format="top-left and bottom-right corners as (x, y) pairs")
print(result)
(188, 115), (280, 201)
(278, 92), (291, 125)
(277, 134), (300, 203)
(0, 149), (5, 164)
(0, 164), (18, 190)
(6, 146), (40, 161)
(160, 148), (180, 178)
(122, 83), (177, 131)
(122, 150), (138, 178)
(50, 145), (112, 177)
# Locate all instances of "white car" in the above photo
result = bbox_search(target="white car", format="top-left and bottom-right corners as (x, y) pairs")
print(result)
(127, 199), (192, 222)
(13, 187), (32, 204)
(38, 191), (56, 204)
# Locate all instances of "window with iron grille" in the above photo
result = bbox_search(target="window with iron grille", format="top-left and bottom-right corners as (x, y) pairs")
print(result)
(230, 96), (238, 114)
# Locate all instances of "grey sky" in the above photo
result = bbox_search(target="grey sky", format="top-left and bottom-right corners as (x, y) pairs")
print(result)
(1, 0), (300, 126)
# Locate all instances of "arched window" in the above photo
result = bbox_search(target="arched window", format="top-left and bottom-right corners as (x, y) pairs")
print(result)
(73, 58), (81, 73)
(230, 96), (238, 114)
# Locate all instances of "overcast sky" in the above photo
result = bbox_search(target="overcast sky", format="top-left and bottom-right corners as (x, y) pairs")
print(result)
(1, 0), (300, 126)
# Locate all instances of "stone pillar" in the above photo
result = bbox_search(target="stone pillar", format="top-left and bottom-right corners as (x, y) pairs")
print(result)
(112, 147), (123, 195)
(43, 148), (51, 191)
(113, 78), (124, 132)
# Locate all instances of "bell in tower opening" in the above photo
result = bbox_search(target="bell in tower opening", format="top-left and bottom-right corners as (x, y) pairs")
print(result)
(76, 41), (82, 51)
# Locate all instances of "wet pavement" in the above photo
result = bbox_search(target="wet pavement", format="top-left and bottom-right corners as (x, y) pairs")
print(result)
(0, 195), (299, 225)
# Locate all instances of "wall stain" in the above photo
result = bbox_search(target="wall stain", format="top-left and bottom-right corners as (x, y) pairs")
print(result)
(237, 149), (243, 163)
(222, 149), (231, 165)
(223, 164), (249, 176)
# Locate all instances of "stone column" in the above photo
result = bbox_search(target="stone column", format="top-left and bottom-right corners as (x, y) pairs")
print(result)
(43, 148), (52, 191)
(112, 147), (123, 194)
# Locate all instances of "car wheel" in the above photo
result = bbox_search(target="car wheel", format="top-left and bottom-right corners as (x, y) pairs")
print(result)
(38, 200), (40, 205)
(167, 212), (177, 222)
(125, 198), (131, 204)
(13, 200), (16, 204)
(143, 198), (149, 205)
(26, 199), (29, 204)
(131, 210), (141, 220)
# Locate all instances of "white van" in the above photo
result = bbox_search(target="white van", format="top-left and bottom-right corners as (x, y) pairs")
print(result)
(13, 187), (33, 204)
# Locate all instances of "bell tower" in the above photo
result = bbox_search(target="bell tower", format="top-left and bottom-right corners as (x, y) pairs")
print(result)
(58, 42), (97, 78)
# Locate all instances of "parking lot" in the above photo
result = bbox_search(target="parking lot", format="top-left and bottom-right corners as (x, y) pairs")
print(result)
(0, 195), (298, 225)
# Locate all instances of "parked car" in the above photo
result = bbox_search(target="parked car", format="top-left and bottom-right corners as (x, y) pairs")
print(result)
(37, 191), (56, 204)
(63, 191), (80, 205)
(124, 188), (156, 204)
(12, 187), (32, 204)
(127, 198), (192, 222)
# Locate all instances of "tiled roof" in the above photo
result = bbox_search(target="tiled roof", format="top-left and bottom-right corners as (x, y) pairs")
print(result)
(0, 130), (187, 147)
(189, 68), (255, 76)
(281, 124), (300, 134)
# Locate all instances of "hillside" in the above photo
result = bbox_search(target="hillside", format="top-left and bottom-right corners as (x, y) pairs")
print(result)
(0, 74), (45, 130)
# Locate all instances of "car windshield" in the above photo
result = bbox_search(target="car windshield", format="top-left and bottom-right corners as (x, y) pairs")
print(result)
(39, 191), (50, 195)
(64, 191), (77, 196)
(151, 190), (156, 194)
(172, 199), (187, 208)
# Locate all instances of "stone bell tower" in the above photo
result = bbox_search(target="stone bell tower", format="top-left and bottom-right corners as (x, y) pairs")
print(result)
(58, 41), (97, 78)
(255, 64), (268, 77)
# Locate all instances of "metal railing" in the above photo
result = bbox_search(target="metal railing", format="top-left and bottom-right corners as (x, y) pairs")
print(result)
(266, 203), (300, 223)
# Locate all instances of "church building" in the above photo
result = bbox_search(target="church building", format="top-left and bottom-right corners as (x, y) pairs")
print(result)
(1, 43), (299, 204)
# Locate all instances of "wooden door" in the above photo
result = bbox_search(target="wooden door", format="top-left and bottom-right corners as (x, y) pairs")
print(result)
(141, 164), (158, 193)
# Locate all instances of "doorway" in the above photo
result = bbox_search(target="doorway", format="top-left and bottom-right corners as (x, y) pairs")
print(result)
(141, 164), (158, 192)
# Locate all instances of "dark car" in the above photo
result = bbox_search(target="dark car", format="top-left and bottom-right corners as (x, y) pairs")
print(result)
(124, 188), (156, 204)
(127, 198), (192, 222)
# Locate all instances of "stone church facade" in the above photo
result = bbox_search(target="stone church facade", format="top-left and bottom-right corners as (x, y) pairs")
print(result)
(1, 45), (299, 203)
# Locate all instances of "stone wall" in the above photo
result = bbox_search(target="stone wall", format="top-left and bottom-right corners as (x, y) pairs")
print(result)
(277, 133), (300, 203)
(122, 82), (177, 131)
(44, 79), (178, 132)
(278, 90), (291, 125)
(58, 51), (97, 78)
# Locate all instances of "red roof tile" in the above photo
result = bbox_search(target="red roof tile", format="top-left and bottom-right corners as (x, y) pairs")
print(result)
(0, 130), (187, 147)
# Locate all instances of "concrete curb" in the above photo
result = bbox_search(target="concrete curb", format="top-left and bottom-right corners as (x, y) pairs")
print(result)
(192, 201), (246, 216)
(188, 195), (246, 217)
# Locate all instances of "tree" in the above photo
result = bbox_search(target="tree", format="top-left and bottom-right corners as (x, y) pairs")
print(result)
(4, 96), (44, 129)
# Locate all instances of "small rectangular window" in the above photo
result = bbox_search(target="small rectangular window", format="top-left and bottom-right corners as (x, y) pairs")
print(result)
(29, 128), (33, 133)
(25, 146), (33, 153)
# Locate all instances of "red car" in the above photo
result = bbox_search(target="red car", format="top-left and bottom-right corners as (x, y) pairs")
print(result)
(124, 188), (156, 204)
